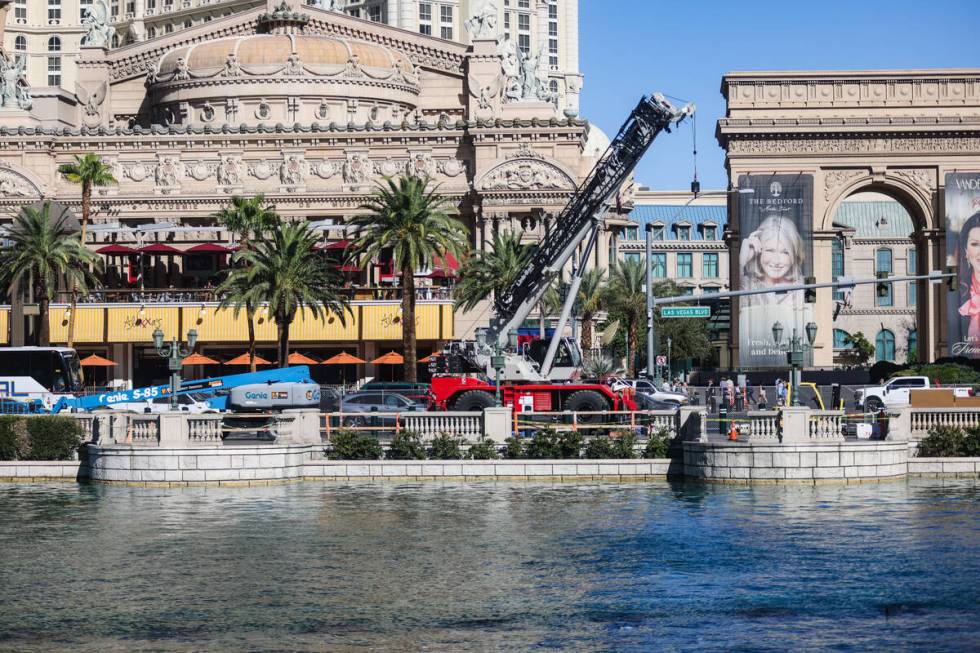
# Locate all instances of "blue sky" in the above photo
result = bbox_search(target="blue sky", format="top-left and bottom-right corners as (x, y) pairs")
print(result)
(579, 0), (980, 192)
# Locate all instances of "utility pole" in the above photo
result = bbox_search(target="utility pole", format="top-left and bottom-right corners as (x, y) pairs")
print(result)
(645, 222), (656, 379)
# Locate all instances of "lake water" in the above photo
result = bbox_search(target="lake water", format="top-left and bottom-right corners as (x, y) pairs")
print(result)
(1, 480), (979, 652)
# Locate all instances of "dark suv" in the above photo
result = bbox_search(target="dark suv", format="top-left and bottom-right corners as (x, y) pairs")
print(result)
(358, 382), (433, 407)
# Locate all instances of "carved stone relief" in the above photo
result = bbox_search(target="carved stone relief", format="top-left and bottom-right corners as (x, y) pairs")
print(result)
(185, 161), (213, 182)
(406, 152), (435, 179)
(280, 154), (307, 187)
(479, 159), (572, 191)
(124, 162), (153, 182)
(217, 156), (243, 187)
(823, 169), (865, 201)
(439, 159), (465, 177)
(343, 152), (370, 184)
(0, 169), (38, 197)
(155, 157), (181, 193)
(730, 137), (980, 155)
(311, 160), (337, 179)
(248, 161), (276, 180)
(893, 168), (936, 191)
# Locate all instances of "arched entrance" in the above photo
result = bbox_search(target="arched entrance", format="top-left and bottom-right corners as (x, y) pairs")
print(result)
(717, 69), (980, 367)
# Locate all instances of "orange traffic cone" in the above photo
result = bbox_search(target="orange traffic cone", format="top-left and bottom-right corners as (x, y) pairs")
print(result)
(728, 421), (739, 441)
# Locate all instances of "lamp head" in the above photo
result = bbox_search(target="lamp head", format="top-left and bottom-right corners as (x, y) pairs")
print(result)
(152, 327), (164, 350)
(507, 330), (519, 350)
(772, 321), (784, 346)
(187, 329), (198, 351)
(805, 321), (818, 346)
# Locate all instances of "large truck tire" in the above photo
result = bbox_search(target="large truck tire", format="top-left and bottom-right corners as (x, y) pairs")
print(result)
(452, 390), (496, 412)
(563, 390), (610, 423)
(864, 397), (884, 414)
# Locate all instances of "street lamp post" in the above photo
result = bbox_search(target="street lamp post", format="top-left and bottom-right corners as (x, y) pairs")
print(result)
(772, 321), (817, 407)
(666, 336), (672, 383)
(153, 327), (198, 409)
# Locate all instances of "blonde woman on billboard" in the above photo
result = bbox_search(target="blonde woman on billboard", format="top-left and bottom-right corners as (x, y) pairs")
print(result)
(739, 214), (806, 307)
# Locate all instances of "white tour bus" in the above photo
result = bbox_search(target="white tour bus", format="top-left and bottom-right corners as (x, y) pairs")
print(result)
(0, 346), (84, 407)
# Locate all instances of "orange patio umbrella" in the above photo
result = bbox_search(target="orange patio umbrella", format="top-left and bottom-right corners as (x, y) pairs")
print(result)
(181, 353), (219, 366)
(323, 351), (366, 365)
(287, 352), (319, 365)
(224, 353), (272, 366)
(80, 354), (117, 366)
(418, 353), (438, 363)
(371, 351), (404, 365)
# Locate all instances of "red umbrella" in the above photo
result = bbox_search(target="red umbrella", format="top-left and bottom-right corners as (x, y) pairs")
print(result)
(184, 243), (232, 254)
(139, 243), (182, 255)
(428, 253), (460, 278)
(324, 239), (350, 250)
(96, 244), (136, 255)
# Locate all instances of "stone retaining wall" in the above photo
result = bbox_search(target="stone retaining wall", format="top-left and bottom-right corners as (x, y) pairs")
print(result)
(908, 457), (980, 478)
(0, 461), (85, 482)
(683, 440), (910, 484)
(85, 443), (318, 486)
(302, 459), (674, 481)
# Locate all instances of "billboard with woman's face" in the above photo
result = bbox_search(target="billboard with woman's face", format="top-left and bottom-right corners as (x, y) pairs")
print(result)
(737, 174), (814, 369)
(946, 172), (980, 358)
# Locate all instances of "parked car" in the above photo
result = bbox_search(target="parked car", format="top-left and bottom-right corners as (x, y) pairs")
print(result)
(358, 381), (433, 407)
(337, 391), (427, 426)
(108, 392), (220, 414)
(605, 377), (690, 405)
(856, 376), (972, 413)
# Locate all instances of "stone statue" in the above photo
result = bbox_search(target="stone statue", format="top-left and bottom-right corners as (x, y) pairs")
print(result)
(81, 0), (115, 49)
(498, 37), (521, 102)
(465, 0), (497, 40)
(222, 53), (242, 77)
(314, 0), (344, 11)
(0, 53), (30, 110)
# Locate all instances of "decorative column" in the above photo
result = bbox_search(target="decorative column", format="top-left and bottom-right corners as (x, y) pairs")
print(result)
(76, 45), (112, 128)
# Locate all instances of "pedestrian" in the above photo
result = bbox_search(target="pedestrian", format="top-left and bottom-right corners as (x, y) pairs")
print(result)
(746, 378), (755, 404)
(776, 379), (787, 406)
(758, 386), (768, 410)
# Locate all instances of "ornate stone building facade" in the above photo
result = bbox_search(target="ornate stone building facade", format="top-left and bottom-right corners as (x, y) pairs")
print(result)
(716, 69), (980, 368)
(0, 0), (614, 386)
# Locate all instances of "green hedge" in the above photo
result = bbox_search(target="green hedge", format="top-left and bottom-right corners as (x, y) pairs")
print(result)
(0, 416), (82, 461)
(918, 426), (980, 458)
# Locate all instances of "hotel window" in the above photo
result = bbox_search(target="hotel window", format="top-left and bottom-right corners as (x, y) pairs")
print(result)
(876, 329), (895, 362)
(677, 253), (692, 278)
(703, 253), (719, 278)
(126, 0), (134, 14)
(676, 225), (690, 241)
(518, 0), (529, 7)
(650, 253), (667, 278)
(625, 252), (641, 265)
(165, 23), (173, 32)
(503, 12), (509, 29)
(518, 12), (530, 53)
(367, 5), (382, 22)
(680, 287), (695, 296)
(624, 227), (638, 240)
(80, 0), (92, 20)
(876, 248), (893, 307)
(833, 329), (852, 349)
(13, 36), (26, 66)
(650, 223), (664, 240)
(832, 239), (845, 301)
(47, 0), (61, 24)
(146, 0), (155, 8)
(183, 18), (191, 28)
(14, 0), (26, 23)
(418, 2), (432, 35)
(147, 26), (156, 37)
(110, 0), (117, 18)
(548, 2), (557, 19)
(907, 248), (917, 307)
(702, 224), (717, 240)
(47, 56), (61, 86)
(440, 5), (453, 40)
(908, 329), (918, 360)
(548, 38), (558, 68)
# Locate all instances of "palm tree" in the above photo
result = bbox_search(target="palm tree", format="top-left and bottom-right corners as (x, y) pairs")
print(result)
(453, 231), (531, 312)
(57, 154), (116, 347)
(212, 195), (280, 372)
(605, 258), (647, 377)
(0, 202), (100, 346)
(222, 221), (351, 367)
(350, 176), (469, 382)
(576, 267), (606, 359)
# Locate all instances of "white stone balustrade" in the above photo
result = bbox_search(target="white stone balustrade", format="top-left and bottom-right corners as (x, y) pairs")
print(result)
(402, 411), (483, 440)
(808, 411), (845, 441)
(746, 411), (781, 442)
(889, 406), (980, 441)
(130, 415), (160, 445)
(187, 415), (223, 443)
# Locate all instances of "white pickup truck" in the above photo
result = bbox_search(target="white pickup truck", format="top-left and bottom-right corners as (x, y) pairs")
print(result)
(856, 376), (973, 413)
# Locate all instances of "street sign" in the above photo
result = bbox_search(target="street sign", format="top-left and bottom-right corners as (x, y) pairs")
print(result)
(660, 306), (711, 318)
(655, 355), (667, 366)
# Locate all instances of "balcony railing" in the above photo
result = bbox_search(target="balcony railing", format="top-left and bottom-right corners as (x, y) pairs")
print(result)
(56, 285), (454, 305)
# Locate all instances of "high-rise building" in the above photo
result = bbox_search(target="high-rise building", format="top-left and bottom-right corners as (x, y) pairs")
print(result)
(2, 0), (581, 116)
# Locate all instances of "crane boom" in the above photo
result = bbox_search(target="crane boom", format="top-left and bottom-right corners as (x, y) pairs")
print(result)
(489, 93), (693, 347)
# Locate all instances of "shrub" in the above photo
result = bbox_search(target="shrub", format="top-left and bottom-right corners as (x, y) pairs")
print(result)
(611, 430), (637, 459)
(895, 363), (980, 385)
(525, 428), (561, 459)
(329, 429), (383, 460)
(584, 435), (617, 459)
(387, 430), (427, 460)
(468, 437), (500, 460)
(643, 430), (671, 459)
(556, 430), (583, 459)
(429, 432), (464, 460)
(23, 416), (81, 461)
(504, 436), (524, 459)
(0, 416), (29, 461)
(918, 426), (966, 458)
(963, 426), (980, 457)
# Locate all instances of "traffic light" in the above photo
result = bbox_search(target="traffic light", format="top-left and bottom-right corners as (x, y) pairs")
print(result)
(876, 271), (890, 298)
(947, 266), (958, 292)
(804, 276), (816, 303)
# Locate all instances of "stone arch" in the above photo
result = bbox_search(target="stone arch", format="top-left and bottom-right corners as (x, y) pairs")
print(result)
(0, 164), (45, 200)
(475, 157), (576, 192)
(821, 170), (936, 234)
